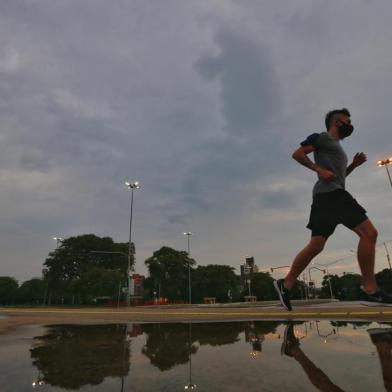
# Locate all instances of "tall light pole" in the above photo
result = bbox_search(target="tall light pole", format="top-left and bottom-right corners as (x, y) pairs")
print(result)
(183, 232), (193, 304)
(377, 157), (392, 189)
(53, 237), (63, 249)
(125, 181), (140, 306)
(384, 242), (392, 272)
(309, 265), (333, 299)
(324, 267), (334, 299)
(46, 237), (63, 306)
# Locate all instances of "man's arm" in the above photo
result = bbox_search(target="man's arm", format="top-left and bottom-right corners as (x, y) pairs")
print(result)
(346, 152), (367, 176)
(292, 145), (337, 181)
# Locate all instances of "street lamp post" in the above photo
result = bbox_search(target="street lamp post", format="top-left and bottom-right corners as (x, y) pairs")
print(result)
(309, 266), (333, 300)
(384, 242), (392, 273)
(183, 232), (193, 304)
(53, 237), (63, 249)
(125, 181), (140, 306)
(302, 273), (309, 301)
(377, 157), (392, 189)
(324, 267), (334, 299)
(45, 237), (64, 306)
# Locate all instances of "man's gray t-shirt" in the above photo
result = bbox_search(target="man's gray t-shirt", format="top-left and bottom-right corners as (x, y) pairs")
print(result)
(300, 132), (348, 195)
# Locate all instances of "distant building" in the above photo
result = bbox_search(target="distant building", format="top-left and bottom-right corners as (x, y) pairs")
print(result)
(240, 256), (259, 279)
(130, 273), (145, 297)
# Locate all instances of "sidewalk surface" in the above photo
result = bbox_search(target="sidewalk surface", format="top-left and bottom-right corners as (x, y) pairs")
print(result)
(1, 300), (392, 334)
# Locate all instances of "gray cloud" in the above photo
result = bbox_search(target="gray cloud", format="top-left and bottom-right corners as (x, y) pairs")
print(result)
(0, 1), (391, 283)
(194, 27), (280, 138)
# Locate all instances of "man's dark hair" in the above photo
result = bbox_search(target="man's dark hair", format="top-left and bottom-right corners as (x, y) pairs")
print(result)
(325, 108), (351, 129)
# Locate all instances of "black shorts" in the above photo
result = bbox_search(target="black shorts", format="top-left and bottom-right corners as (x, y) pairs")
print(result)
(307, 189), (368, 238)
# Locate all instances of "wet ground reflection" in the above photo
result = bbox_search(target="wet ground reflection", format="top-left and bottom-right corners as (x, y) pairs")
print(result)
(0, 320), (391, 391)
(30, 324), (130, 389)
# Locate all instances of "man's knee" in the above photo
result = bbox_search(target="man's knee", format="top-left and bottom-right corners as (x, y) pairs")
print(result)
(357, 225), (378, 242)
(309, 237), (326, 254)
(354, 220), (378, 243)
(365, 227), (378, 243)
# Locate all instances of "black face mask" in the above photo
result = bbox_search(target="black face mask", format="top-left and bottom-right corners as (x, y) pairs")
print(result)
(338, 122), (354, 139)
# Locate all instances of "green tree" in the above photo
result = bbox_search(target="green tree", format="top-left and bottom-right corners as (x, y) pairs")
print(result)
(376, 268), (392, 292)
(17, 278), (46, 304)
(332, 273), (362, 300)
(0, 277), (18, 305)
(43, 234), (130, 303)
(320, 274), (341, 299)
(192, 265), (240, 303)
(249, 272), (275, 300)
(30, 324), (130, 389)
(141, 323), (197, 371)
(72, 268), (123, 302)
(144, 247), (195, 301)
(141, 322), (245, 371)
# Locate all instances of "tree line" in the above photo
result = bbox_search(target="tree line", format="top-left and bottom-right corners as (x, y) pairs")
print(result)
(1, 234), (391, 305)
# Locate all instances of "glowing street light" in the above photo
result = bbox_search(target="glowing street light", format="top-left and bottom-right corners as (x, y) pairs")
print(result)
(125, 181), (140, 306)
(183, 232), (193, 304)
(377, 157), (392, 188)
(53, 237), (63, 248)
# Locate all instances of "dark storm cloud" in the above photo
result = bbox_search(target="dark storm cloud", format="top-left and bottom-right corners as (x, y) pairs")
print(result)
(160, 25), (289, 221)
(194, 27), (280, 137)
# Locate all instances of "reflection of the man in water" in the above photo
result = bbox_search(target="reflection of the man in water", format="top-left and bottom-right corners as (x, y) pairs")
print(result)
(280, 321), (392, 392)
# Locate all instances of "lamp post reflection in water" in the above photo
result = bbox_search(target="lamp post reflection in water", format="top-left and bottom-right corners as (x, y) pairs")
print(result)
(316, 321), (336, 344)
(184, 323), (197, 390)
(32, 370), (45, 388)
(245, 321), (263, 359)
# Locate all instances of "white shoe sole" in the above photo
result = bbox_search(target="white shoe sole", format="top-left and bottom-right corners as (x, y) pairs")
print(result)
(273, 280), (291, 311)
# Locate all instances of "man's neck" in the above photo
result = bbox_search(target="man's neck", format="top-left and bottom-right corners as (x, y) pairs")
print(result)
(327, 128), (341, 140)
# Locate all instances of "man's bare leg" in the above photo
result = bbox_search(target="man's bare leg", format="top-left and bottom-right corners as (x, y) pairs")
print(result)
(284, 236), (327, 290)
(352, 219), (378, 294)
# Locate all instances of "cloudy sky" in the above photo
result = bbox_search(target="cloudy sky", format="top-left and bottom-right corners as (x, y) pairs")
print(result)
(1, 0), (392, 284)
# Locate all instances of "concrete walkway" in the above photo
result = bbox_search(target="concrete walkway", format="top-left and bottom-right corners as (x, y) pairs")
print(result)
(1, 301), (392, 334)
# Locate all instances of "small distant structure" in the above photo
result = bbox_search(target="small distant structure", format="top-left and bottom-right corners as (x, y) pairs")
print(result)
(240, 256), (259, 279)
(240, 256), (259, 299)
(130, 273), (145, 297)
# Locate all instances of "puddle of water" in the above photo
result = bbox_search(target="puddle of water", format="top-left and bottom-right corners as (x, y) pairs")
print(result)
(0, 320), (391, 391)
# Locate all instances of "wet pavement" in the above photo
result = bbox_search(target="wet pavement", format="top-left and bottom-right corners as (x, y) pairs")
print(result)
(0, 319), (391, 391)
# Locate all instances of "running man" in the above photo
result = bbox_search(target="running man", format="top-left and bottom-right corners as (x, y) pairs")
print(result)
(274, 108), (392, 310)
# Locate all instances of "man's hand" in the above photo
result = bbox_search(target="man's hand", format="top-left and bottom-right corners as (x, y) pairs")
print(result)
(352, 152), (367, 168)
(316, 167), (337, 182)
